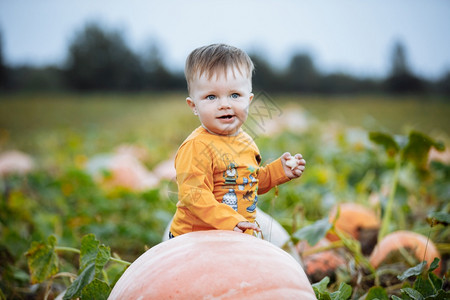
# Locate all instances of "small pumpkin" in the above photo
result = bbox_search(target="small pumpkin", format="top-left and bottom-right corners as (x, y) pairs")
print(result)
(327, 202), (380, 255)
(297, 238), (347, 283)
(369, 230), (441, 274)
(0, 150), (34, 177)
(152, 158), (176, 181)
(86, 153), (159, 191)
(109, 230), (316, 299)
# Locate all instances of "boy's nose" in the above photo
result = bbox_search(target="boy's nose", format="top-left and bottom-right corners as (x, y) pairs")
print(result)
(217, 97), (232, 109)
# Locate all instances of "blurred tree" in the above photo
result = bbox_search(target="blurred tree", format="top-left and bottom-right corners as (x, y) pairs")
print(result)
(250, 53), (282, 92)
(320, 73), (359, 94)
(8, 66), (65, 91)
(65, 23), (145, 91)
(0, 30), (7, 90)
(391, 41), (409, 77)
(141, 42), (185, 90)
(436, 71), (450, 95)
(384, 41), (425, 93)
(319, 73), (382, 94)
(284, 53), (319, 93)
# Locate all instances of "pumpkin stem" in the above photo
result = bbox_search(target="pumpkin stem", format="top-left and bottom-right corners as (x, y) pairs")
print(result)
(110, 257), (131, 266)
(301, 240), (344, 257)
(55, 246), (131, 266)
(332, 227), (376, 274)
(55, 246), (80, 254)
(378, 155), (401, 241)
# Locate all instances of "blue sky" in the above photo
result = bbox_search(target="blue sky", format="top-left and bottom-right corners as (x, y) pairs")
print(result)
(1, 0), (450, 79)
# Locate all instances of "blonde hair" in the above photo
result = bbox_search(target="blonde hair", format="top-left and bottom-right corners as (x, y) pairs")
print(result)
(185, 43), (254, 93)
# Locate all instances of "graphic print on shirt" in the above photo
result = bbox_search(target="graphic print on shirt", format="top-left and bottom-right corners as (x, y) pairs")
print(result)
(246, 194), (258, 213)
(222, 189), (238, 211)
(238, 177), (248, 190)
(242, 190), (253, 201)
(243, 189), (258, 213)
(222, 153), (238, 185)
(221, 152), (259, 213)
(249, 174), (257, 187)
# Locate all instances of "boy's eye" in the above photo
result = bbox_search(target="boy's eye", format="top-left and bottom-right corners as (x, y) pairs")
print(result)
(206, 95), (216, 100)
(231, 93), (240, 99)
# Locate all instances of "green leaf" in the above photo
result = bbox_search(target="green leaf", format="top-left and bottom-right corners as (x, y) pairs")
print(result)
(315, 291), (332, 300)
(402, 131), (444, 170)
(413, 275), (437, 298)
(25, 235), (59, 284)
(391, 296), (402, 300)
(401, 287), (424, 300)
(330, 283), (352, 300)
(80, 234), (100, 271)
(369, 132), (400, 156)
(293, 218), (332, 246)
(63, 234), (111, 300)
(95, 244), (111, 276)
(312, 276), (330, 292)
(365, 286), (389, 300)
(427, 212), (450, 226)
(398, 261), (427, 281)
(433, 289), (450, 300)
(428, 272), (443, 291)
(338, 283), (352, 300)
(311, 277), (349, 300)
(80, 234), (111, 276)
(63, 264), (95, 300)
(81, 278), (111, 300)
(429, 257), (441, 273)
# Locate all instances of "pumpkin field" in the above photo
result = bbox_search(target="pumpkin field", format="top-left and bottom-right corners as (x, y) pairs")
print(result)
(0, 92), (449, 299)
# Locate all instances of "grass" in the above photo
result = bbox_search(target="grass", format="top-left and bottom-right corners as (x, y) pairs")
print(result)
(280, 94), (450, 136)
(0, 92), (193, 164)
(1, 92), (449, 163)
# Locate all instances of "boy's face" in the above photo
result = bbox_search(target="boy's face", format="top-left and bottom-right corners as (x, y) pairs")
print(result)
(186, 66), (254, 136)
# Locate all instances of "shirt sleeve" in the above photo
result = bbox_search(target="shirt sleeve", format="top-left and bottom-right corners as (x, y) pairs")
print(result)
(257, 157), (291, 195)
(175, 140), (248, 230)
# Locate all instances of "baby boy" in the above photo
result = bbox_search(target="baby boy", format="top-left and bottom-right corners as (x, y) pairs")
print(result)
(169, 44), (305, 237)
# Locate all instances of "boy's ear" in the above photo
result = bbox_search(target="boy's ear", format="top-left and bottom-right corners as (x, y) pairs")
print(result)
(186, 97), (197, 115)
(249, 93), (254, 103)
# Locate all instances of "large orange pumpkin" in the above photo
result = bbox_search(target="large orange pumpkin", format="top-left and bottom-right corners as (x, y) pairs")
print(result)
(162, 207), (302, 264)
(369, 230), (441, 274)
(109, 230), (316, 299)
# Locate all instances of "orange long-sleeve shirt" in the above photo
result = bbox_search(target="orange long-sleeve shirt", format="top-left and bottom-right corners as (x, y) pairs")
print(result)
(170, 126), (290, 236)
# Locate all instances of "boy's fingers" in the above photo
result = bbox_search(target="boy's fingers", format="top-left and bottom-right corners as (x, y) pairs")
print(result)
(294, 153), (303, 160)
(241, 223), (254, 229)
(236, 222), (261, 232)
(234, 226), (243, 233)
(254, 226), (262, 232)
(282, 152), (291, 160)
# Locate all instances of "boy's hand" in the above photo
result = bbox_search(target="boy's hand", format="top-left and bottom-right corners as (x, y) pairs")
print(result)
(281, 152), (306, 179)
(234, 221), (261, 233)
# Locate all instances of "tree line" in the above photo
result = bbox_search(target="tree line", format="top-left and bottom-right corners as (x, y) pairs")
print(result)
(1, 23), (449, 95)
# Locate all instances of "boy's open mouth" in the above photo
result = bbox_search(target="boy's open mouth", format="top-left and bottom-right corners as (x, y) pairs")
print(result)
(218, 115), (234, 119)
